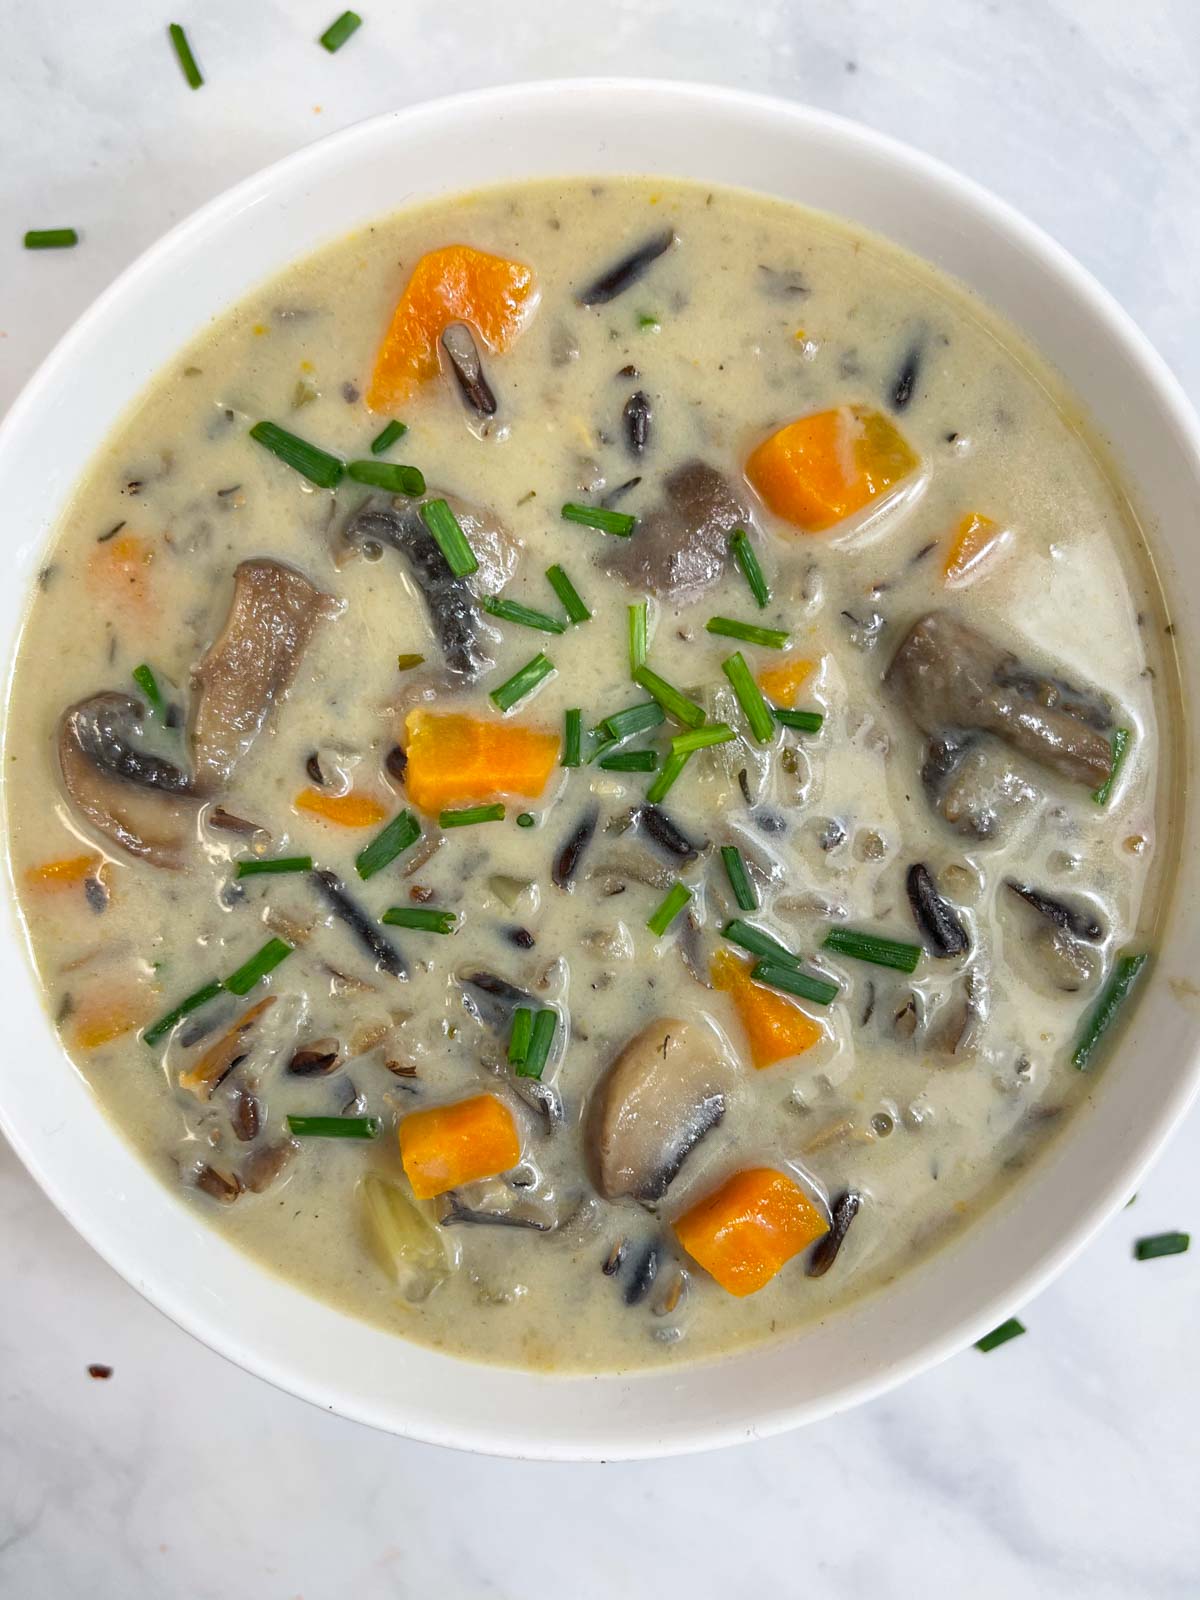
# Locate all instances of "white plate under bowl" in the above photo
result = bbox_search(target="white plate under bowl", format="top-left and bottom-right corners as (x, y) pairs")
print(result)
(1, 80), (1197, 1461)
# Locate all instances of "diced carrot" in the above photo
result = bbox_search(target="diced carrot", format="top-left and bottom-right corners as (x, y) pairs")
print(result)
(745, 406), (919, 533)
(711, 948), (823, 1069)
(87, 532), (155, 612)
(399, 1093), (521, 1200)
(403, 709), (559, 815)
(757, 654), (816, 707)
(24, 855), (107, 893)
(70, 992), (148, 1051)
(674, 1166), (828, 1296)
(943, 511), (1010, 586)
(294, 788), (389, 828)
(367, 245), (539, 412)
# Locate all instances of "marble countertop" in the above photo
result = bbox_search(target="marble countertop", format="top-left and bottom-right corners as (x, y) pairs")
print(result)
(2, 2), (1199, 1594)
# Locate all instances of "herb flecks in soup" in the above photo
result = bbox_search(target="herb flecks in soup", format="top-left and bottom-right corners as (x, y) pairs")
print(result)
(5, 179), (1171, 1372)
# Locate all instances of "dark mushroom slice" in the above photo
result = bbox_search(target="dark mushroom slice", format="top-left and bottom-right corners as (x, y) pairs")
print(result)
(922, 737), (1038, 840)
(436, 1190), (554, 1231)
(552, 805), (599, 890)
(457, 969), (538, 1030)
(57, 693), (200, 868)
(623, 390), (652, 455)
(240, 1139), (298, 1194)
(600, 460), (747, 601)
(906, 863), (970, 957)
(638, 803), (704, 863)
(586, 1017), (733, 1203)
(806, 1190), (861, 1277)
(512, 1076), (565, 1134)
(194, 1164), (242, 1204)
(311, 868), (408, 979)
(887, 611), (1116, 790)
(577, 227), (675, 306)
(1004, 880), (1104, 942)
(441, 322), (498, 417)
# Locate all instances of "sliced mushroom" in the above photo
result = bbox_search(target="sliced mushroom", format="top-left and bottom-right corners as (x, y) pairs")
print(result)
(191, 559), (332, 788)
(586, 1017), (733, 1202)
(457, 969), (537, 1031)
(923, 737), (1038, 840)
(240, 1139), (298, 1194)
(600, 460), (747, 600)
(436, 1179), (556, 1232)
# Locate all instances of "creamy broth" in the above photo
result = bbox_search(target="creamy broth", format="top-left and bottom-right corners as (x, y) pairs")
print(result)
(3, 178), (1175, 1372)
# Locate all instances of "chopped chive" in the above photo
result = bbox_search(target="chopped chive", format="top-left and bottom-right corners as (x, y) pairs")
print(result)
(629, 601), (648, 670)
(1072, 950), (1149, 1069)
(563, 708), (583, 767)
(721, 652), (775, 743)
(440, 803), (505, 828)
(515, 812), (536, 828)
(599, 749), (658, 772)
(751, 960), (839, 1007)
(561, 502), (637, 537)
(483, 596), (567, 635)
(420, 498), (478, 577)
(347, 459), (426, 496)
(600, 701), (664, 741)
(518, 1008), (557, 1080)
(730, 528), (769, 609)
(705, 617), (790, 649)
(318, 9), (362, 51)
(370, 419), (407, 455)
(249, 421), (344, 489)
(287, 1114), (380, 1139)
(1134, 1231), (1190, 1261)
(24, 228), (79, 250)
(822, 926), (921, 974)
(235, 855), (313, 878)
(143, 979), (222, 1048)
(646, 749), (691, 804)
(355, 810), (421, 880)
(1092, 727), (1132, 806)
(167, 22), (203, 88)
(632, 664), (705, 729)
(396, 652), (426, 671)
(648, 881), (692, 937)
(637, 312), (660, 330)
(720, 845), (758, 911)
(975, 1317), (1025, 1353)
(773, 706), (825, 734)
(132, 663), (166, 719)
(508, 1007), (533, 1066)
(381, 906), (456, 934)
(224, 936), (294, 996)
(670, 723), (735, 758)
(545, 563), (591, 624)
(490, 652), (554, 712)
(723, 917), (799, 968)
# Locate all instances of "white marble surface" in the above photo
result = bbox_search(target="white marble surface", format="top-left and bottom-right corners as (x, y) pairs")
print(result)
(2, 1), (1199, 1593)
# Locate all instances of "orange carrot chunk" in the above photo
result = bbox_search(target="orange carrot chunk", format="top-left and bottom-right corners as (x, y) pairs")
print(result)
(87, 533), (155, 613)
(746, 405), (919, 533)
(399, 1093), (521, 1200)
(367, 245), (539, 412)
(943, 511), (1010, 586)
(24, 854), (106, 892)
(757, 654), (816, 707)
(711, 948), (823, 1069)
(403, 709), (559, 815)
(70, 993), (148, 1051)
(674, 1166), (829, 1296)
(294, 788), (389, 828)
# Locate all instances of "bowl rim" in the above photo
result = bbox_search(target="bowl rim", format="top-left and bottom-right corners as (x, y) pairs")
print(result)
(2, 77), (1198, 1461)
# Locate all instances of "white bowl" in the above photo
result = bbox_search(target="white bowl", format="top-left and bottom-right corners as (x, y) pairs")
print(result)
(1, 80), (1197, 1461)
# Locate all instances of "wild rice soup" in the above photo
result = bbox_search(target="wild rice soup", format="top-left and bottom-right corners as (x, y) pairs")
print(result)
(4, 179), (1174, 1371)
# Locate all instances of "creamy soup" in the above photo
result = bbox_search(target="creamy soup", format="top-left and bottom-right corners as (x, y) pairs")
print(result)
(3, 178), (1176, 1372)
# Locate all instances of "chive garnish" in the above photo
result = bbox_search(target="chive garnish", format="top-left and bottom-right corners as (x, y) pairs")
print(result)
(224, 936), (294, 995)
(515, 812), (536, 828)
(600, 701), (664, 741)
(483, 596), (567, 635)
(381, 906), (456, 934)
(632, 664), (705, 729)
(563, 708), (583, 767)
(518, 1008), (557, 1080)
(975, 1318), (1025, 1353)
(821, 926), (921, 974)
(730, 528), (769, 609)
(318, 9), (362, 51)
(706, 617), (789, 649)
(722, 917), (799, 968)
(287, 1114), (380, 1139)
(646, 749), (691, 803)
(370, 419), (407, 455)
(1072, 950), (1149, 1069)
(249, 421), (344, 489)
(508, 1007), (533, 1066)
(490, 652), (554, 712)
(1093, 727), (1132, 806)
(721, 652), (775, 743)
(629, 601), (648, 670)
(420, 498), (478, 577)
(355, 810), (421, 880)
(235, 855), (314, 878)
(720, 845), (757, 912)
(396, 652), (426, 671)
(670, 724), (735, 758)
(346, 459), (426, 496)
(132, 663), (166, 719)
(24, 228), (79, 250)
(167, 22), (203, 88)
(1134, 1231), (1190, 1261)
(648, 881), (692, 937)
(545, 563), (591, 624)
(773, 706), (825, 734)
(751, 960), (839, 1007)
(440, 803), (505, 828)
(143, 979), (223, 1048)
(561, 502), (636, 537)
(637, 312), (660, 330)
(599, 749), (658, 772)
